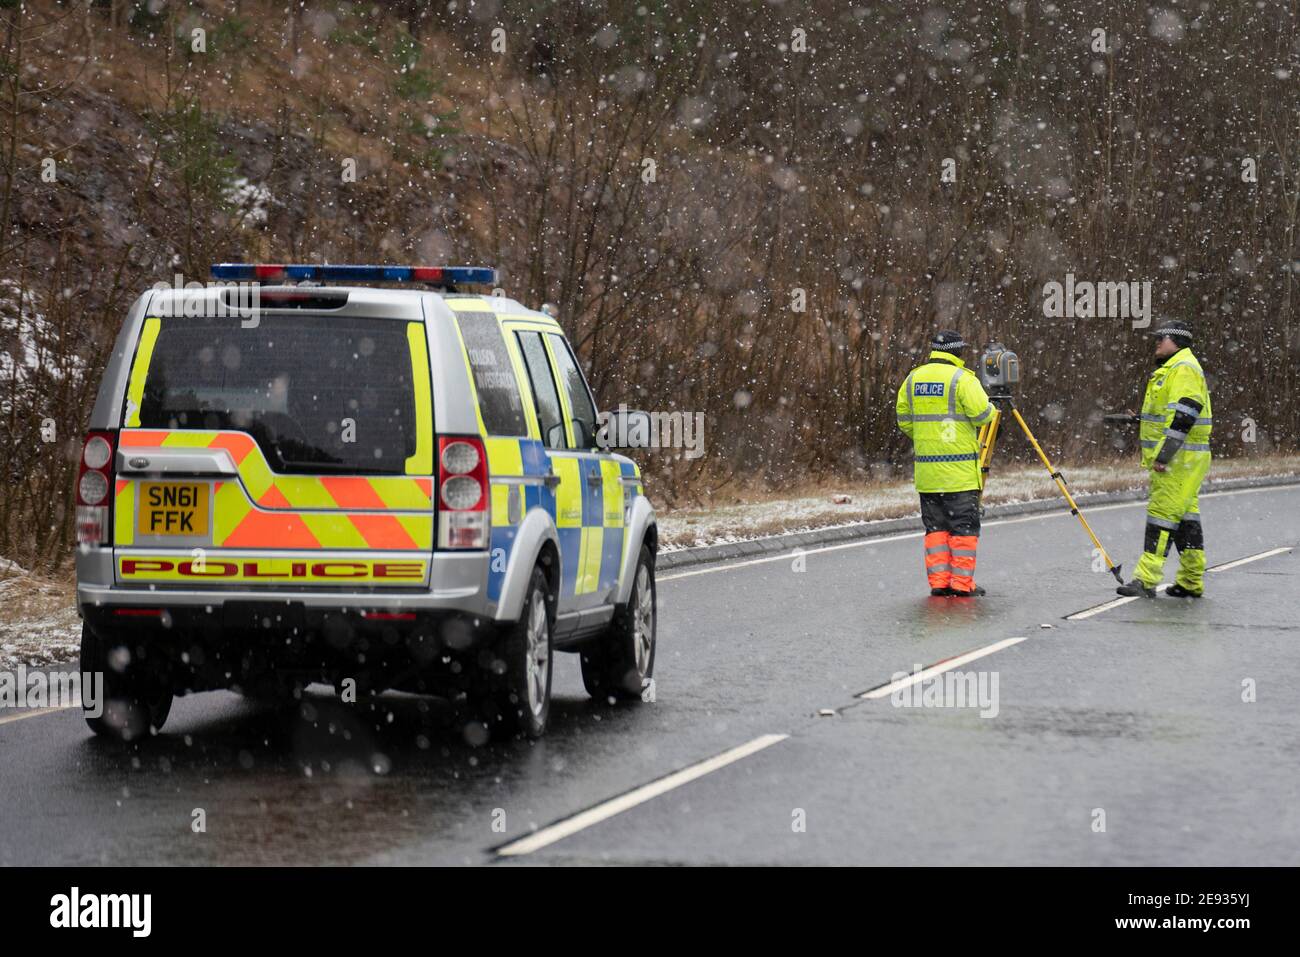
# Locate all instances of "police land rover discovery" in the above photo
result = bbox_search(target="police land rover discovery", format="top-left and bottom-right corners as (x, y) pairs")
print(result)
(74, 264), (658, 741)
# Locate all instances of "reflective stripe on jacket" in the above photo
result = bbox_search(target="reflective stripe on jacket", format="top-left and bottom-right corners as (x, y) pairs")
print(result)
(895, 350), (994, 493)
(1139, 347), (1212, 469)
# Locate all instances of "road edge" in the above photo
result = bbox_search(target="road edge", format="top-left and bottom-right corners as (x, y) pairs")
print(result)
(656, 473), (1300, 571)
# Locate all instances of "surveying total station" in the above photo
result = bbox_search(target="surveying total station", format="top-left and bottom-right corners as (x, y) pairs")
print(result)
(975, 343), (1125, 584)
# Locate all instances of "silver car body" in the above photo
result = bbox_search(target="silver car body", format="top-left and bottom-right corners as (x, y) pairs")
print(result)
(76, 284), (656, 642)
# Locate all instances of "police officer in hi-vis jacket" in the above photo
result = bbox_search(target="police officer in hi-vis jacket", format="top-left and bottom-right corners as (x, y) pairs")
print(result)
(1115, 320), (1212, 598)
(895, 331), (996, 597)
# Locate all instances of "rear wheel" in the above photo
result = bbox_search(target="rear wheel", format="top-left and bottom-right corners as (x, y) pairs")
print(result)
(80, 623), (173, 741)
(581, 544), (656, 701)
(480, 566), (553, 740)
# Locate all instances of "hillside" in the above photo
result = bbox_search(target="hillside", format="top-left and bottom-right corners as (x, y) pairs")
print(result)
(3, 0), (1299, 570)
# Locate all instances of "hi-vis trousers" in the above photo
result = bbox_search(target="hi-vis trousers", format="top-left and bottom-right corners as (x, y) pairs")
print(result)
(920, 490), (981, 594)
(1133, 456), (1210, 592)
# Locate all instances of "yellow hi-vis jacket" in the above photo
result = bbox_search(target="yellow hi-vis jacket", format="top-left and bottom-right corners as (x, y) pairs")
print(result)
(896, 350), (995, 493)
(1139, 347), (1212, 470)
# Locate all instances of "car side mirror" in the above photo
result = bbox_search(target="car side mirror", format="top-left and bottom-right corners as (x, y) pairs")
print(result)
(597, 408), (653, 450)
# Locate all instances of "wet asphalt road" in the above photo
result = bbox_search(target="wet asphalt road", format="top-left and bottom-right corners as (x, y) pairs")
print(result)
(1, 484), (1297, 866)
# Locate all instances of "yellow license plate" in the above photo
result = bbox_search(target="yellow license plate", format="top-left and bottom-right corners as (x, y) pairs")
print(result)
(138, 482), (210, 537)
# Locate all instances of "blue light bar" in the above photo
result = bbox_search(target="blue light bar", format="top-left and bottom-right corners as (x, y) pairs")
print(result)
(210, 264), (498, 285)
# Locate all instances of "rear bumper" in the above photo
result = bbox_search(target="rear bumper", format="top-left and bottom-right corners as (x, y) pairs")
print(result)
(79, 599), (494, 694)
(76, 547), (498, 618)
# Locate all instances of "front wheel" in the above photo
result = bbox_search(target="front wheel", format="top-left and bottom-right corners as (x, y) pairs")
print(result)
(581, 544), (656, 701)
(80, 623), (173, 741)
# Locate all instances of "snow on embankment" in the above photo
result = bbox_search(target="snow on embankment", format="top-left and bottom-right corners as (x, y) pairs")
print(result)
(0, 559), (81, 669)
(657, 459), (1300, 551)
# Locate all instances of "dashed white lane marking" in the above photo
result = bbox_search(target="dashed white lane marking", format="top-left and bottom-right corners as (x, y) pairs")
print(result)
(1208, 546), (1292, 573)
(858, 636), (1028, 700)
(658, 484), (1295, 582)
(0, 706), (75, 727)
(1065, 585), (1170, 621)
(1064, 546), (1293, 620)
(495, 733), (789, 857)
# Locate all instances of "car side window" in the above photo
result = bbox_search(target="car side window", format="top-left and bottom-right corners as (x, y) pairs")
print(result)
(456, 312), (528, 437)
(516, 331), (568, 450)
(547, 333), (599, 450)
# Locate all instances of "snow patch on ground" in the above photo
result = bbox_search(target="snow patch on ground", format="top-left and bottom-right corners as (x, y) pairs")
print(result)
(0, 564), (81, 669)
(227, 176), (272, 225)
(0, 279), (86, 414)
(0, 279), (52, 385)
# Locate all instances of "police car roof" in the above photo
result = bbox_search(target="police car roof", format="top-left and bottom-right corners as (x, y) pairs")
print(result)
(143, 285), (554, 323)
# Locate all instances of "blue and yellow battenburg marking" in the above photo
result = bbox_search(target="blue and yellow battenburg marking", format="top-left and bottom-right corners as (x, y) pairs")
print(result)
(553, 456), (629, 603)
(481, 442), (639, 605)
(448, 299), (643, 608)
(485, 437), (555, 602)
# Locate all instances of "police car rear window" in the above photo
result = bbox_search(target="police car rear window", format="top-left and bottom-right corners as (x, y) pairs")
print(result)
(129, 316), (422, 475)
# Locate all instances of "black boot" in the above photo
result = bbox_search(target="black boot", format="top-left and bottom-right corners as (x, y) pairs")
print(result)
(1116, 579), (1156, 598)
(950, 585), (986, 597)
(930, 587), (953, 597)
(1166, 583), (1202, 598)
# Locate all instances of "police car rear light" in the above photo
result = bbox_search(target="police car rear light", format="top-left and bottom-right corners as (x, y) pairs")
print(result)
(78, 470), (108, 505)
(82, 435), (112, 470)
(362, 611), (417, 621)
(440, 440), (480, 475)
(222, 288), (350, 310)
(443, 512), (488, 549)
(76, 430), (116, 546)
(441, 476), (482, 510)
(437, 435), (489, 549)
(112, 608), (164, 618)
(437, 436), (488, 506)
(210, 263), (498, 285)
(75, 507), (108, 547)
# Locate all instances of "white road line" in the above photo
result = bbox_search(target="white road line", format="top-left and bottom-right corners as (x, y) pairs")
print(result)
(1064, 545), (1293, 620)
(858, 636), (1028, 700)
(1066, 585), (1170, 621)
(1208, 546), (1292, 573)
(495, 733), (789, 857)
(659, 483), (1295, 582)
(660, 531), (924, 580)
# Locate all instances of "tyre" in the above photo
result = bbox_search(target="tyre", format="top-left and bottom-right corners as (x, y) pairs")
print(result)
(481, 565), (554, 740)
(581, 544), (656, 701)
(80, 623), (173, 741)
(238, 675), (307, 712)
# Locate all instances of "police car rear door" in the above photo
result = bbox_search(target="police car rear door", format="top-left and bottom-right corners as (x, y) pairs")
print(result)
(112, 300), (436, 589)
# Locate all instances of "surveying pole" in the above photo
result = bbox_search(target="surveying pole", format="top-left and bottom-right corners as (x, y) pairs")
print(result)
(976, 344), (1125, 584)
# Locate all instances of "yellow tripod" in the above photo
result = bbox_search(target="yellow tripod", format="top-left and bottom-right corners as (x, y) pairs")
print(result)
(977, 397), (1125, 583)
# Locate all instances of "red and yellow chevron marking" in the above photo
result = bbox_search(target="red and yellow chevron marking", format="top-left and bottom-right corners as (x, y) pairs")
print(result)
(116, 430), (432, 551)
